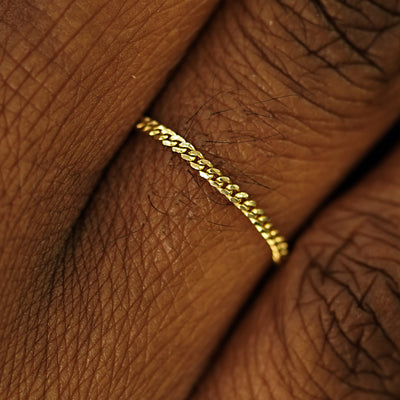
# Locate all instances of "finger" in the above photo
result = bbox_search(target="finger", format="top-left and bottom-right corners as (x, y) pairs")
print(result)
(4, 0), (400, 399)
(192, 131), (400, 400)
(0, 0), (218, 284)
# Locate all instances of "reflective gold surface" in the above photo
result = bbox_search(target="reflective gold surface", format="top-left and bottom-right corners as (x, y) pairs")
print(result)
(136, 116), (288, 263)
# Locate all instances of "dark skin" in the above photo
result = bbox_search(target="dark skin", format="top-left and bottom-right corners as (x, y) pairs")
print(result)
(1, 0), (400, 399)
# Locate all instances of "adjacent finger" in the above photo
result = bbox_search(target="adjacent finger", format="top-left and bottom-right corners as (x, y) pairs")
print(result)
(0, 0), (218, 291)
(192, 133), (400, 400)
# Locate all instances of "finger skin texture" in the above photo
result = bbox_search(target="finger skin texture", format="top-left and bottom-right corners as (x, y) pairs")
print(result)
(192, 143), (400, 400)
(0, 0), (218, 307)
(1, 0), (400, 399)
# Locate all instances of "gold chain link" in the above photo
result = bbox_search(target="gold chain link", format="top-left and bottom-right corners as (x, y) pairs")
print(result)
(136, 116), (288, 263)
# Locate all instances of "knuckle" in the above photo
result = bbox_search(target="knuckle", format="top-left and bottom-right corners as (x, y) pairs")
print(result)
(231, 0), (400, 107)
(296, 204), (400, 398)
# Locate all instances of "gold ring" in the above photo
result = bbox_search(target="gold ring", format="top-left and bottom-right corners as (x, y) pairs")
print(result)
(136, 116), (288, 264)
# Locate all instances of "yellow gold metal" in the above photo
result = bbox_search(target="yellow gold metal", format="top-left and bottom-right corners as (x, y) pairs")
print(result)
(136, 116), (289, 264)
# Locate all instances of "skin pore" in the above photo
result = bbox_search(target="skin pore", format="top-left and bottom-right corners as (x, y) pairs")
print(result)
(0, 0), (399, 399)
